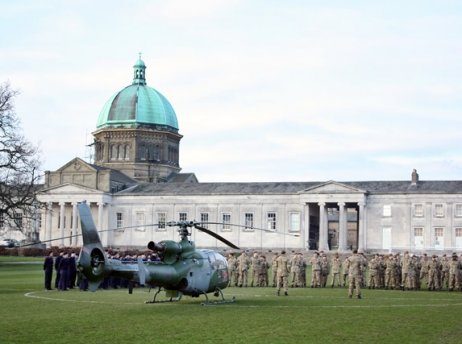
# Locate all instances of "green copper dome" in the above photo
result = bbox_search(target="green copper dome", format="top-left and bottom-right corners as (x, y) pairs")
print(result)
(96, 58), (179, 131)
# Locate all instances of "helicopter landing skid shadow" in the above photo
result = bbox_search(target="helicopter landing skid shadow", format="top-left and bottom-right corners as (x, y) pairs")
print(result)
(145, 287), (236, 305)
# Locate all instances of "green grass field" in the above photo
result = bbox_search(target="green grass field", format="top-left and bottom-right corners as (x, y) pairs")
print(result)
(1, 257), (462, 344)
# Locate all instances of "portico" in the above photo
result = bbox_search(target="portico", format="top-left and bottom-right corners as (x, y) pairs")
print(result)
(300, 181), (367, 253)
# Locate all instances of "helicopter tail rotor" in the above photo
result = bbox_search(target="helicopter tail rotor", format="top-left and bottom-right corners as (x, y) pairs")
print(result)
(77, 201), (111, 291)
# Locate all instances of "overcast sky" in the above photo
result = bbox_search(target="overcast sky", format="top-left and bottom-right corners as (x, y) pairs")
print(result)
(1, 0), (461, 183)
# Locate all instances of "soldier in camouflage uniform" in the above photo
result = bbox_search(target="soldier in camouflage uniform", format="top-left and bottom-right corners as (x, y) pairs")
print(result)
(271, 253), (279, 287)
(320, 254), (329, 288)
(330, 253), (342, 288)
(385, 254), (397, 290)
(448, 253), (461, 291)
(342, 256), (350, 287)
(290, 252), (300, 287)
(346, 249), (363, 299)
(250, 252), (259, 287)
(227, 253), (238, 287)
(297, 253), (307, 287)
(407, 255), (418, 290)
(310, 252), (321, 288)
(368, 254), (379, 289)
(237, 251), (250, 287)
(276, 250), (290, 296)
(257, 255), (269, 287)
(427, 255), (441, 291)
(419, 253), (429, 288)
(400, 251), (411, 290)
(440, 254), (450, 290)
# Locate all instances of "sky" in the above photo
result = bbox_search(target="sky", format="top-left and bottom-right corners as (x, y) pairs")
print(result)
(1, 0), (462, 183)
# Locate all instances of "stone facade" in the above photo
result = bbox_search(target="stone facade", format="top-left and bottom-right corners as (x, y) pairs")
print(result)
(36, 169), (462, 254)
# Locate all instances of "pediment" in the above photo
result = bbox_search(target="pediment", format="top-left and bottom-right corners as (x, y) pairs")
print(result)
(302, 181), (366, 194)
(38, 183), (102, 195)
(56, 158), (97, 174)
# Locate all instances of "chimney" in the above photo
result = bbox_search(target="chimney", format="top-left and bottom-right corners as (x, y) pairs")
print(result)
(411, 169), (419, 185)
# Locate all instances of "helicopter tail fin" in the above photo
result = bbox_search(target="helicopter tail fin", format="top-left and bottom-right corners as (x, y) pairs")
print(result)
(77, 201), (111, 291)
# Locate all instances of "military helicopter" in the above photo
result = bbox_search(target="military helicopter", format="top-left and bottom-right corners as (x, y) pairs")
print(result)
(77, 201), (240, 305)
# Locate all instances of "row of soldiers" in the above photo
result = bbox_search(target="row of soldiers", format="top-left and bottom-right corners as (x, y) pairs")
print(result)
(227, 250), (462, 291)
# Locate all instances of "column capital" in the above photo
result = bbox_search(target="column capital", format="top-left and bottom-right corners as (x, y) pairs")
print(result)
(318, 202), (326, 207)
(338, 202), (346, 207)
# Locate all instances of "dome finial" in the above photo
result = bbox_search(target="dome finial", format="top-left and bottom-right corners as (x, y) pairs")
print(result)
(133, 54), (146, 85)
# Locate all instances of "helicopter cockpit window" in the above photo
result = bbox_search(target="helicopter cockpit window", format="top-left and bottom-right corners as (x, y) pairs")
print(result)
(212, 252), (227, 270)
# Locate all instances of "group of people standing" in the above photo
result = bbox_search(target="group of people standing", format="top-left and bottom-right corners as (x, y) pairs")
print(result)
(43, 251), (79, 291)
(226, 249), (462, 299)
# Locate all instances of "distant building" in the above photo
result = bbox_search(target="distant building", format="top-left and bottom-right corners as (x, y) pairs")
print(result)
(35, 59), (462, 253)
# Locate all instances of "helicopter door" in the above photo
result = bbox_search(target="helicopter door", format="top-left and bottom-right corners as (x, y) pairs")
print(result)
(186, 251), (213, 293)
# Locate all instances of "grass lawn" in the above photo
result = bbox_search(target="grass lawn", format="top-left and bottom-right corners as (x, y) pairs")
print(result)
(1, 256), (462, 344)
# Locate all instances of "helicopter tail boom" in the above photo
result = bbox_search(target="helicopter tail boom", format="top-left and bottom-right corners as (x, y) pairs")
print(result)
(77, 201), (112, 291)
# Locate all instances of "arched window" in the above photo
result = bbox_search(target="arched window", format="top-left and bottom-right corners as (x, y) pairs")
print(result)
(111, 145), (118, 160)
(123, 144), (130, 160)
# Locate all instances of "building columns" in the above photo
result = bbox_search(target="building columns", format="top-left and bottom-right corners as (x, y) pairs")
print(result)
(59, 202), (65, 246)
(338, 202), (347, 252)
(71, 202), (78, 246)
(318, 202), (329, 251)
(98, 202), (105, 246)
(46, 202), (53, 247)
(304, 204), (310, 250)
(358, 202), (366, 252)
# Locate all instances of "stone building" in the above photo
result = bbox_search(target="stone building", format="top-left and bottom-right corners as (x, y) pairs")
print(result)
(35, 58), (462, 254)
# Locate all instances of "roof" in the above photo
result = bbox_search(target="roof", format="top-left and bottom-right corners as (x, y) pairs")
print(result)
(117, 180), (462, 196)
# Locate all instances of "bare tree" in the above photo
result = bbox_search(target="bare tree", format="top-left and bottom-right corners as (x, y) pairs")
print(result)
(0, 81), (42, 235)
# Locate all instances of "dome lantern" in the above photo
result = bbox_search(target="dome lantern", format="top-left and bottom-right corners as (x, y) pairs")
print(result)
(133, 53), (147, 86)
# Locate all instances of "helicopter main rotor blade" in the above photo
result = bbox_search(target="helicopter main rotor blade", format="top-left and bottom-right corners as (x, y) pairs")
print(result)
(194, 224), (240, 249)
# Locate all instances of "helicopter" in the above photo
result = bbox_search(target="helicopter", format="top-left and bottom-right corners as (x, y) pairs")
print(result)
(77, 201), (240, 305)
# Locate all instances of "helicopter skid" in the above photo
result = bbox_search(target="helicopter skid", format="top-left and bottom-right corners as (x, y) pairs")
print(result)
(145, 287), (182, 304)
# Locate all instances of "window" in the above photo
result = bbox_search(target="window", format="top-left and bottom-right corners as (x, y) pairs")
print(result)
(414, 204), (424, 217)
(244, 213), (254, 231)
(200, 213), (209, 229)
(116, 212), (123, 229)
(123, 144), (130, 160)
(456, 228), (462, 249)
(222, 213), (231, 231)
(179, 212), (188, 222)
(135, 212), (145, 231)
(434, 227), (444, 250)
(0, 211), (4, 228)
(383, 205), (391, 217)
(267, 212), (277, 231)
(414, 227), (424, 249)
(455, 204), (462, 217)
(14, 212), (23, 228)
(289, 212), (300, 232)
(157, 212), (166, 230)
(434, 204), (444, 218)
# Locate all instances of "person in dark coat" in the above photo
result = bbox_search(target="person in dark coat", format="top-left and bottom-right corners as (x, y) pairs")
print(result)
(58, 252), (70, 291)
(54, 251), (64, 289)
(43, 252), (54, 290)
(68, 252), (77, 289)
